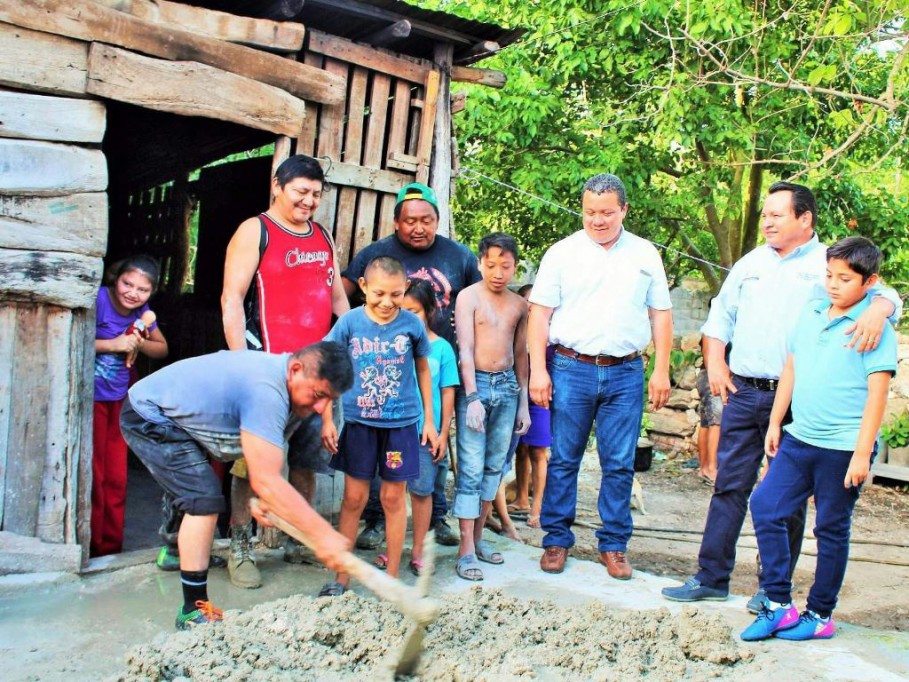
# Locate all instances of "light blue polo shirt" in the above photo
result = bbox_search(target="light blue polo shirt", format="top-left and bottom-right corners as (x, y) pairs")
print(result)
(785, 294), (898, 451)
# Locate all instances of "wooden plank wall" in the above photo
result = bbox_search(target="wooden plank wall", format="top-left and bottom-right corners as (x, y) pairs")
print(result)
(0, 90), (106, 553)
(296, 42), (442, 269)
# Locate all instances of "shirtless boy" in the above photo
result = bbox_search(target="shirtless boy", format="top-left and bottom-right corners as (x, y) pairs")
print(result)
(452, 232), (530, 581)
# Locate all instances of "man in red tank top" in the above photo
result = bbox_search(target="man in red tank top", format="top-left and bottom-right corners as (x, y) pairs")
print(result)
(219, 155), (349, 588)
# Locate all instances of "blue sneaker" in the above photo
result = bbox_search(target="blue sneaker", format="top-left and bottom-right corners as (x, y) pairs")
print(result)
(740, 602), (799, 641)
(661, 577), (728, 602)
(775, 610), (836, 640)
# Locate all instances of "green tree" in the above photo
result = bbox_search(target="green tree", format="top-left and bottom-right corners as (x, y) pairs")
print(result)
(427, 0), (909, 292)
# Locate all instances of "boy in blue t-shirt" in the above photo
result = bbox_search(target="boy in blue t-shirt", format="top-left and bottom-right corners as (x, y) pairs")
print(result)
(319, 256), (437, 596)
(742, 236), (898, 642)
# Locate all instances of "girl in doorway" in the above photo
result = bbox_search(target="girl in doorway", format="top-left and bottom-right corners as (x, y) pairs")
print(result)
(92, 256), (168, 557)
(401, 279), (459, 575)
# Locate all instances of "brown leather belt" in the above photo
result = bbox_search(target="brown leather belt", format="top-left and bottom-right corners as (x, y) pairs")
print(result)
(554, 344), (641, 367)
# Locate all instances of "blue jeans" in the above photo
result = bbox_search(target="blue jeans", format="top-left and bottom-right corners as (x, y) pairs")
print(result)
(453, 370), (519, 519)
(541, 353), (643, 552)
(696, 377), (806, 590)
(408, 442), (442, 497)
(751, 434), (865, 617)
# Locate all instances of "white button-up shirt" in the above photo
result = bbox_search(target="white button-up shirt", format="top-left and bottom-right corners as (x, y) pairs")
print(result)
(702, 234), (902, 379)
(530, 228), (672, 356)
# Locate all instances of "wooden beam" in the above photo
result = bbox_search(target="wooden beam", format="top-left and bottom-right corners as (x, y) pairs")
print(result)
(96, 0), (305, 53)
(87, 44), (307, 137)
(451, 90), (467, 115)
(3, 305), (49, 537)
(451, 65), (506, 89)
(0, 139), (107, 196)
(0, 304), (13, 529)
(415, 70), (440, 185)
(0, 0), (345, 104)
(0, 89), (105, 143)
(387, 151), (419, 173)
(0, 193), (107, 257)
(308, 29), (429, 84)
(305, 0), (476, 46)
(38, 307), (73, 542)
(0, 248), (102, 309)
(0, 22), (89, 97)
(0, 530), (82, 573)
(362, 19), (410, 48)
(430, 44), (453, 238)
(454, 40), (500, 66)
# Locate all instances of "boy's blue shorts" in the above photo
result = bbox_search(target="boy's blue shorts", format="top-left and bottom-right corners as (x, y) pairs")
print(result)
(330, 421), (419, 482)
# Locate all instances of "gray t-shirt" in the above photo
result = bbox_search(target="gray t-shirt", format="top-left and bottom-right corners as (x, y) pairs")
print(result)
(326, 307), (430, 428)
(128, 350), (299, 462)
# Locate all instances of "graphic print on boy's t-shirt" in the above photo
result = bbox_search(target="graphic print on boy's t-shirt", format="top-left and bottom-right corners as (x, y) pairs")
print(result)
(351, 333), (412, 420)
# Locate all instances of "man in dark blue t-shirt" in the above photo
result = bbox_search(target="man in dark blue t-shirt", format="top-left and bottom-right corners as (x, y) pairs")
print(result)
(342, 182), (480, 548)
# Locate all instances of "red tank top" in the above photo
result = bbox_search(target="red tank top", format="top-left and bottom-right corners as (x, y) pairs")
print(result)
(249, 213), (335, 353)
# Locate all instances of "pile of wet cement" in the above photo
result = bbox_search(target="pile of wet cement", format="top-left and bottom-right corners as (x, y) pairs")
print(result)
(114, 588), (754, 681)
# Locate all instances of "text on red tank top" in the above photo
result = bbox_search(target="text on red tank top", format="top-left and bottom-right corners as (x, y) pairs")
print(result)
(256, 213), (334, 353)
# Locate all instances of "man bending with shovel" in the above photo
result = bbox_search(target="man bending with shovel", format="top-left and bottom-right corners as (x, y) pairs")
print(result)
(120, 342), (354, 629)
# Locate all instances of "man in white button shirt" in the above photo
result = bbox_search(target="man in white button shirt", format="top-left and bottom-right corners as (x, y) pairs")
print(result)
(528, 173), (673, 579)
(662, 181), (901, 608)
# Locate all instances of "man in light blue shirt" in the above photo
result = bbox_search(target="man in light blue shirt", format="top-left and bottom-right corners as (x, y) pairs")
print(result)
(662, 181), (901, 608)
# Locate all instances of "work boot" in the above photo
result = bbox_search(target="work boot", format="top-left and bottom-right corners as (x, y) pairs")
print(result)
(283, 537), (315, 565)
(431, 518), (460, 546)
(228, 524), (261, 589)
(355, 520), (385, 550)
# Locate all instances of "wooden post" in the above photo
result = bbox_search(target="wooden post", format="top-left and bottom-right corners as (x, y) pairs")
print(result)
(414, 70), (439, 186)
(429, 43), (454, 238)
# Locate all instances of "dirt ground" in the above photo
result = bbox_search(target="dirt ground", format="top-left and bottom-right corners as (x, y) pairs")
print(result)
(514, 453), (909, 632)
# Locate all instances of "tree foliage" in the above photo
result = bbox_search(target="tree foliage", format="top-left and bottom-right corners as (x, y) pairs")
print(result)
(425, 0), (909, 293)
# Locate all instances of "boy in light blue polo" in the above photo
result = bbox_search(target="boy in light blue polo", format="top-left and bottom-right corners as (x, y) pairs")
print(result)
(742, 236), (897, 642)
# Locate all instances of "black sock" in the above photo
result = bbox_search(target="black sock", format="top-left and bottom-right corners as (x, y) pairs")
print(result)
(181, 569), (208, 613)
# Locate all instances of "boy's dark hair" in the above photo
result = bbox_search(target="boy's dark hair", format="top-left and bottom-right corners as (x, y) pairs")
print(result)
(275, 154), (325, 188)
(768, 181), (817, 228)
(478, 232), (519, 261)
(517, 283), (533, 298)
(295, 341), (354, 394)
(363, 255), (407, 280)
(826, 236), (882, 282)
(113, 255), (161, 291)
(405, 278), (437, 323)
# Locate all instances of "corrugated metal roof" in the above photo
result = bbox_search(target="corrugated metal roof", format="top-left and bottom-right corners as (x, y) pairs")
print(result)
(186, 0), (523, 62)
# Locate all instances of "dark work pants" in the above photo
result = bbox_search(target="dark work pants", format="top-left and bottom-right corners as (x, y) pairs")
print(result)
(695, 377), (806, 591)
(751, 434), (863, 617)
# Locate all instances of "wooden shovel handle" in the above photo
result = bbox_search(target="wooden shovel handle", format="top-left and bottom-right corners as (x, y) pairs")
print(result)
(250, 499), (440, 625)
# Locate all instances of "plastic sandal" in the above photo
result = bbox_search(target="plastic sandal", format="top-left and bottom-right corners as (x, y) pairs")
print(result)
(475, 539), (504, 565)
(317, 581), (347, 597)
(409, 558), (426, 577)
(456, 553), (483, 581)
(373, 553), (388, 570)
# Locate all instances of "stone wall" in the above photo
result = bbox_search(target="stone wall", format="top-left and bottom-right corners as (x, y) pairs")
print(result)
(645, 332), (909, 459)
(669, 278), (713, 336)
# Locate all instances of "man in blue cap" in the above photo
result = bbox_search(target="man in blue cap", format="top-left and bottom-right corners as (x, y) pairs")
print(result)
(342, 182), (481, 548)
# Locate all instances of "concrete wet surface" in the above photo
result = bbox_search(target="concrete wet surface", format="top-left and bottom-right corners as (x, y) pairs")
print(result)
(2, 532), (908, 681)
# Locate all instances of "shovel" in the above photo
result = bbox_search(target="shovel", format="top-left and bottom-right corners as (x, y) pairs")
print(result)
(249, 498), (439, 677)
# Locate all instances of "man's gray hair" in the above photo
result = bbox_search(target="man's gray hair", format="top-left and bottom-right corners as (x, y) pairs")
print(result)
(583, 174), (627, 206)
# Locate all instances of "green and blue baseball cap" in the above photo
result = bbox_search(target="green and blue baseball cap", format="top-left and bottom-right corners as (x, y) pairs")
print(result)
(395, 182), (439, 211)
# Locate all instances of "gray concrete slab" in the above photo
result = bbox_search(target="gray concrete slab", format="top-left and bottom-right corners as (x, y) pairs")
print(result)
(1, 532), (907, 681)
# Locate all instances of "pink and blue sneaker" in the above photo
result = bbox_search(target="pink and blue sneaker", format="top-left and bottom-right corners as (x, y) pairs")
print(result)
(740, 602), (800, 641)
(775, 610), (836, 640)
